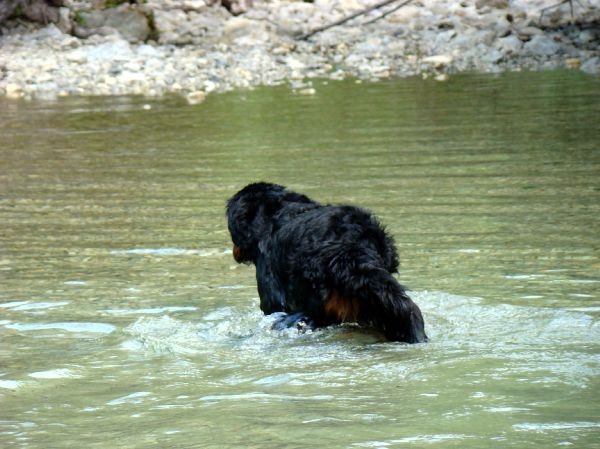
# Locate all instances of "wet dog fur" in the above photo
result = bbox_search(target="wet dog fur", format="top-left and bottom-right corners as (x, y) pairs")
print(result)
(226, 182), (427, 343)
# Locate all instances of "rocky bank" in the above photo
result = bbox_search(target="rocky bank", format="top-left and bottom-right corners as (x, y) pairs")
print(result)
(0, 0), (598, 103)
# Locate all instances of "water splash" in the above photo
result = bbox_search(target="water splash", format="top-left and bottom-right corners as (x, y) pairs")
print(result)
(4, 322), (116, 334)
(121, 291), (599, 390)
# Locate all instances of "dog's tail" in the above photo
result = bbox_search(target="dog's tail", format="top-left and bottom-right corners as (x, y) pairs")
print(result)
(323, 245), (427, 343)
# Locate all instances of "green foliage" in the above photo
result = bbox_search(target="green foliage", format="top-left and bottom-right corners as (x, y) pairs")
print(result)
(145, 10), (159, 42)
(13, 3), (23, 18)
(105, 0), (129, 8)
(104, 0), (148, 7)
(73, 10), (86, 26)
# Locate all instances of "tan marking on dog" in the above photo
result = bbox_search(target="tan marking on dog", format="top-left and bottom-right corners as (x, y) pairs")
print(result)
(324, 290), (361, 323)
(233, 245), (243, 262)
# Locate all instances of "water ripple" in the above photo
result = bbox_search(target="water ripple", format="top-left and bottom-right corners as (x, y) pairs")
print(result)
(4, 322), (116, 334)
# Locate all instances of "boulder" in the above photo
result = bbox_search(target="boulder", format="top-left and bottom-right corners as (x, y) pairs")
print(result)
(75, 4), (150, 43)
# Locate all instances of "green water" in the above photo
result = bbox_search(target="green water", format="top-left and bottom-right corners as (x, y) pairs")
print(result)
(1, 71), (599, 448)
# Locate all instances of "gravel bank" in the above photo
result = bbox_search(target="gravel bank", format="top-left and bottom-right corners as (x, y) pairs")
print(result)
(0, 0), (598, 102)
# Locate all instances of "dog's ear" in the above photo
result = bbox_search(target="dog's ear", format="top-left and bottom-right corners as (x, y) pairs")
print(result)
(226, 183), (288, 263)
(226, 196), (262, 263)
(226, 183), (316, 263)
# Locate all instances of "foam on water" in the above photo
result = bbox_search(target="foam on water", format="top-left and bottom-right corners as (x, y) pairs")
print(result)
(122, 291), (600, 388)
(107, 391), (153, 406)
(4, 322), (116, 334)
(110, 248), (230, 256)
(28, 368), (80, 379)
(513, 422), (600, 432)
(0, 380), (25, 390)
(353, 433), (469, 447)
(1, 301), (69, 311)
(102, 306), (198, 315)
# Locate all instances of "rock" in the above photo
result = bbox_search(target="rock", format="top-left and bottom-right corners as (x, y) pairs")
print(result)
(422, 54), (454, 68)
(85, 38), (134, 62)
(297, 87), (316, 95)
(5, 83), (22, 98)
(524, 34), (561, 57)
(103, 7), (150, 43)
(223, 16), (269, 45)
(2, 0), (61, 25)
(496, 35), (523, 55)
(118, 71), (146, 84)
(153, 7), (226, 45)
(57, 7), (71, 34)
(483, 49), (504, 64)
(137, 44), (160, 58)
(0, 0), (19, 22)
(354, 38), (383, 57)
(387, 5), (421, 24)
(181, 0), (207, 11)
(74, 24), (119, 39)
(223, 16), (254, 38)
(76, 5), (150, 43)
(336, 0), (362, 12)
(77, 10), (105, 28)
(284, 56), (306, 71)
(186, 90), (206, 105)
(577, 30), (595, 45)
(475, 0), (509, 9)
(29, 23), (64, 41)
(0, 0), (598, 102)
(518, 26), (544, 40)
(66, 48), (88, 63)
(564, 58), (581, 69)
(581, 57), (599, 75)
(219, 0), (253, 16)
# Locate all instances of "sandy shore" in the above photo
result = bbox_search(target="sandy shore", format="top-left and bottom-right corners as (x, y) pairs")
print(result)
(0, 0), (598, 102)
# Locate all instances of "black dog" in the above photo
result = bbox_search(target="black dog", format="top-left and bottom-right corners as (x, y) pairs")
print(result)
(226, 182), (427, 343)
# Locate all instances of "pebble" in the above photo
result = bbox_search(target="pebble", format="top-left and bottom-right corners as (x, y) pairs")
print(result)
(564, 58), (581, 69)
(297, 87), (316, 95)
(186, 90), (207, 104)
(422, 54), (454, 68)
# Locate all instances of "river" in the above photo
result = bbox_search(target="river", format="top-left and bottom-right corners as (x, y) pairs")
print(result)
(1, 71), (599, 448)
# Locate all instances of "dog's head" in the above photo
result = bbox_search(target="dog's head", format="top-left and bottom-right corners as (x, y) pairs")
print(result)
(226, 182), (313, 264)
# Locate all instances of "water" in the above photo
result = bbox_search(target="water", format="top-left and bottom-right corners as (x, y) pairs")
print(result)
(1, 71), (599, 448)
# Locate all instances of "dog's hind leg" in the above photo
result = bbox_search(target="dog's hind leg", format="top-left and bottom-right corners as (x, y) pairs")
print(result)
(326, 246), (427, 343)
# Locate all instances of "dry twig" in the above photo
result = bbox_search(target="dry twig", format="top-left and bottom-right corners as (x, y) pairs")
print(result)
(297, 0), (414, 40)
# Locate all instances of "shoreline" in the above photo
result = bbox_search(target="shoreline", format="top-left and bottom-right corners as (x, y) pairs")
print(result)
(0, 0), (598, 103)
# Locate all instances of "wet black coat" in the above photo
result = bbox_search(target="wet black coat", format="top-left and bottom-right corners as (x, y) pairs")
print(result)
(226, 182), (427, 343)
